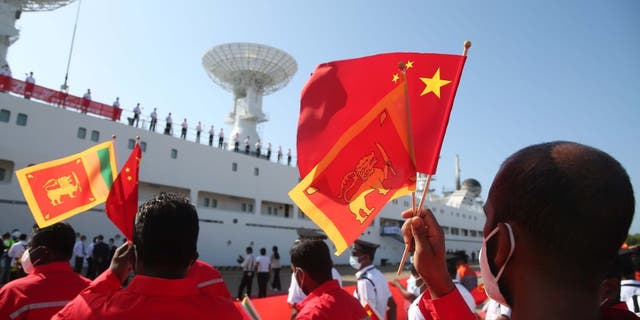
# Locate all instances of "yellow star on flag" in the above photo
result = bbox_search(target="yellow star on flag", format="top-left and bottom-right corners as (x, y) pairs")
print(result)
(419, 68), (451, 98)
(127, 176), (132, 182)
(406, 60), (414, 69)
(392, 74), (400, 83)
(125, 167), (130, 173)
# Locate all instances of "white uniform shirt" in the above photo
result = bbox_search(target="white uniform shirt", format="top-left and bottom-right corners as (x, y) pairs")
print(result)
(112, 100), (120, 108)
(83, 92), (91, 100)
(354, 265), (392, 320)
(150, 110), (157, 120)
(408, 283), (477, 320)
(196, 123), (202, 132)
(219, 129), (224, 138)
(241, 253), (255, 272)
(255, 141), (261, 149)
(133, 105), (141, 115)
(73, 240), (85, 258)
(166, 115), (172, 124)
(621, 279), (640, 312)
(287, 267), (342, 305)
(7, 240), (27, 263)
(255, 255), (270, 272)
(25, 75), (35, 84)
(181, 120), (188, 129)
(209, 126), (215, 136)
(482, 299), (511, 320)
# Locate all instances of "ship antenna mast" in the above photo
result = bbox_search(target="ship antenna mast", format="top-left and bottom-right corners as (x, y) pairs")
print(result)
(455, 154), (461, 191)
(62, 0), (82, 91)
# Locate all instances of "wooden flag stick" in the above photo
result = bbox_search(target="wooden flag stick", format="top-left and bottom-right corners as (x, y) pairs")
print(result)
(417, 174), (432, 211)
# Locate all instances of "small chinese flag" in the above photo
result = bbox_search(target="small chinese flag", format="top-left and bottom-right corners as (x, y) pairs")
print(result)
(105, 143), (141, 239)
(363, 303), (381, 320)
(290, 73), (416, 255)
(15, 141), (117, 227)
(297, 52), (467, 175)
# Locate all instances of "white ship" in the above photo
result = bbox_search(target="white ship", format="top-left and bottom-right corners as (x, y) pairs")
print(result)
(0, 2), (485, 265)
(0, 89), (486, 266)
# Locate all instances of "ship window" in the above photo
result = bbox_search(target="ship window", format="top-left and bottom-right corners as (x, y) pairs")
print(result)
(403, 201), (410, 207)
(470, 230), (477, 237)
(90, 130), (99, 142)
(392, 199), (398, 205)
(204, 198), (210, 207)
(461, 229), (468, 236)
(16, 113), (27, 126)
(128, 139), (135, 149)
(0, 109), (9, 122)
(140, 142), (147, 152)
(77, 127), (87, 139)
(171, 149), (178, 159)
(451, 227), (460, 235)
(232, 162), (237, 172)
(211, 199), (217, 208)
(254, 168), (259, 176)
(241, 203), (247, 212)
(248, 204), (253, 213)
(442, 226), (450, 235)
(0, 160), (13, 183)
(268, 207), (272, 214)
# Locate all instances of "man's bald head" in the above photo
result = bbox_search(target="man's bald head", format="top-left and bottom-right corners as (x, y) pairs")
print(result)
(488, 141), (634, 282)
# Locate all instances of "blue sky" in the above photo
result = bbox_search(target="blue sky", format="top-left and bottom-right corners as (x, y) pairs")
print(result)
(8, 0), (640, 232)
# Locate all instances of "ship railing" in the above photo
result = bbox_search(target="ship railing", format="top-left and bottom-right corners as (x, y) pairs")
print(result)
(0, 75), (122, 121)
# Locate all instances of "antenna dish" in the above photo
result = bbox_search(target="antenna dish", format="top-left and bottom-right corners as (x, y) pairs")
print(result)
(202, 43), (297, 150)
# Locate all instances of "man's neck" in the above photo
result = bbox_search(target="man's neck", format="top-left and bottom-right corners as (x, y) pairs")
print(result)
(510, 271), (600, 320)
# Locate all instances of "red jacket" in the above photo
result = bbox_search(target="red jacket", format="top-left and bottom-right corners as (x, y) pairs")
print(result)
(187, 259), (232, 299)
(0, 261), (90, 320)
(296, 279), (369, 320)
(52, 269), (244, 320)
(418, 288), (476, 320)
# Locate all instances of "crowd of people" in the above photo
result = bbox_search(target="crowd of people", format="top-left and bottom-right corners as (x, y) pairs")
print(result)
(0, 141), (637, 320)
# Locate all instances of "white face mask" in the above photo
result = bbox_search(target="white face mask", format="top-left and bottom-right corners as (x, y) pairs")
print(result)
(349, 255), (361, 270)
(479, 223), (515, 307)
(21, 248), (34, 274)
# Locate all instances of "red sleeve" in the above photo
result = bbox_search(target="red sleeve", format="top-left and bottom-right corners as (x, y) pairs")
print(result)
(419, 288), (476, 320)
(52, 269), (122, 319)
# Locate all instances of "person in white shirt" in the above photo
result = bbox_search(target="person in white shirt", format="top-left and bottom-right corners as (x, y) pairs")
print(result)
(266, 143), (272, 160)
(254, 140), (261, 158)
(180, 118), (188, 140)
(0, 64), (11, 91)
(7, 234), (27, 267)
(287, 265), (342, 306)
(482, 299), (512, 320)
(351, 239), (395, 320)
(287, 148), (292, 166)
(24, 72), (35, 99)
(149, 108), (158, 131)
(112, 97), (120, 109)
(81, 89), (91, 114)
(72, 235), (86, 273)
(195, 121), (202, 144)
(244, 136), (250, 154)
(164, 113), (173, 135)
(133, 103), (141, 127)
(208, 125), (215, 146)
(218, 128), (224, 148)
(255, 248), (270, 297)
(237, 246), (255, 299)
(618, 249), (640, 314)
(233, 133), (239, 152)
(277, 146), (283, 163)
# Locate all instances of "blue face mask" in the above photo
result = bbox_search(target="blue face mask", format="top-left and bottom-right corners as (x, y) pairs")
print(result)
(349, 255), (361, 270)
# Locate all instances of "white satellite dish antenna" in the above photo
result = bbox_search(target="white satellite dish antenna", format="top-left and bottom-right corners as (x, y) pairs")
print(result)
(202, 43), (297, 150)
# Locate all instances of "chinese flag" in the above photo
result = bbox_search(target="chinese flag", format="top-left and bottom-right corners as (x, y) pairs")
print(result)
(15, 141), (117, 227)
(105, 143), (141, 239)
(297, 52), (466, 175)
(289, 76), (416, 255)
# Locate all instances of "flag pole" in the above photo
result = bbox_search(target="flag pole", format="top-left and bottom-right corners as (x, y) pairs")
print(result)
(396, 40), (472, 277)
(398, 61), (418, 213)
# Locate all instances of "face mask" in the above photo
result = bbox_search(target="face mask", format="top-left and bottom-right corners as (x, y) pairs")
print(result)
(21, 248), (34, 274)
(295, 267), (306, 294)
(480, 223), (515, 307)
(349, 255), (361, 270)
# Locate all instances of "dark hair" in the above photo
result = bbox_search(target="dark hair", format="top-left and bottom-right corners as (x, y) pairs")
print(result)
(260, 247), (266, 255)
(272, 246), (280, 260)
(246, 246), (253, 254)
(490, 141), (635, 285)
(31, 223), (76, 261)
(19, 234), (27, 241)
(134, 192), (199, 271)
(290, 239), (332, 283)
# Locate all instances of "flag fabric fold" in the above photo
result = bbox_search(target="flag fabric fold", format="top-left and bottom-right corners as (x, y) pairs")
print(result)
(291, 52), (467, 254)
(15, 141), (117, 228)
(297, 52), (466, 176)
(106, 143), (141, 240)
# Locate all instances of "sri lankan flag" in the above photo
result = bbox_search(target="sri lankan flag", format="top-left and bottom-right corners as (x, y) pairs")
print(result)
(15, 141), (117, 227)
(291, 52), (467, 255)
(290, 66), (417, 255)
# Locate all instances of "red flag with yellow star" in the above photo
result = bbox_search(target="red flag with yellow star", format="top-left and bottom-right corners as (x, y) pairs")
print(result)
(297, 52), (466, 175)
(105, 143), (141, 239)
(290, 71), (416, 255)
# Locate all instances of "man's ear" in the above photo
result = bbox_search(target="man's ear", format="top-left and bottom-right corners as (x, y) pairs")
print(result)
(488, 222), (515, 272)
